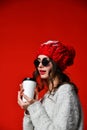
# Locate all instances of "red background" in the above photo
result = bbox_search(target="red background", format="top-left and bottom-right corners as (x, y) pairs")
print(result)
(0, 0), (87, 130)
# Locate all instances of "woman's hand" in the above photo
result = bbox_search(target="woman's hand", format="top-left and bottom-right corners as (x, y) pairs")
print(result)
(17, 91), (35, 110)
(17, 84), (38, 110)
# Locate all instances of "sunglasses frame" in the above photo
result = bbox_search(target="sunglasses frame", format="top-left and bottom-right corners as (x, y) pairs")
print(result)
(34, 58), (50, 67)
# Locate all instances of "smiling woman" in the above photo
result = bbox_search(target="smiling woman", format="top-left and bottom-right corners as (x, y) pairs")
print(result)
(18, 40), (83, 130)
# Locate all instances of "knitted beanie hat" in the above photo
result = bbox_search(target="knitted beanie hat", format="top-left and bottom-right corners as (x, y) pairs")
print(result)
(36, 40), (76, 71)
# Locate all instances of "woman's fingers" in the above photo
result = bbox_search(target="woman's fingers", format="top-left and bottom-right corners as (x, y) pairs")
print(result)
(18, 91), (21, 99)
(17, 89), (36, 110)
(17, 92), (23, 108)
(19, 84), (23, 89)
(17, 91), (29, 109)
(23, 94), (35, 104)
(18, 91), (23, 105)
(23, 94), (32, 102)
(19, 84), (24, 95)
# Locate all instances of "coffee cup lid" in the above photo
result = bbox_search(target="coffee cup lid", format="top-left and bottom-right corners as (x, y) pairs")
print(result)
(22, 77), (36, 82)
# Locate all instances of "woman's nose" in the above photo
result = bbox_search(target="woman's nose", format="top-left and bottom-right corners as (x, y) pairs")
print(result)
(38, 62), (43, 67)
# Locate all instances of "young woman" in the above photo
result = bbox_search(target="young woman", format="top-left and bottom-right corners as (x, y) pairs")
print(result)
(18, 40), (83, 130)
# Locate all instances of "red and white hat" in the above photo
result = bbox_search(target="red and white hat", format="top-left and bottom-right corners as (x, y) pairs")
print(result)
(36, 40), (76, 71)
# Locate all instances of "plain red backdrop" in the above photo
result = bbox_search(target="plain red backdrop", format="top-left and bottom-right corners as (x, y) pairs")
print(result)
(0, 0), (87, 130)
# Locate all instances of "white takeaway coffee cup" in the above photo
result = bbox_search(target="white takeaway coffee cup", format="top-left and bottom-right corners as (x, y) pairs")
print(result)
(22, 77), (36, 102)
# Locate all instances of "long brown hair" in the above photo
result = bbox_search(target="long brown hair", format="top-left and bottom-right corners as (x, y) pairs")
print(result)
(33, 58), (78, 94)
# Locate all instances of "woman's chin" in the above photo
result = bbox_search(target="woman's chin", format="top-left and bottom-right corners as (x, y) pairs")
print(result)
(40, 74), (48, 79)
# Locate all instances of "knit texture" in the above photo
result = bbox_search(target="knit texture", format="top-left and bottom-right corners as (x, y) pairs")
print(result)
(23, 83), (83, 130)
(35, 40), (76, 71)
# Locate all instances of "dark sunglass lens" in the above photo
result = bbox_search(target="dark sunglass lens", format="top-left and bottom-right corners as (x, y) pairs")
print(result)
(42, 58), (49, 66)
(34, 59), (40, 67)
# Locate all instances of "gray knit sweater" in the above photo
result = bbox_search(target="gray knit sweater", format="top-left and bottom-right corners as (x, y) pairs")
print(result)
(23, 83), (83, 130)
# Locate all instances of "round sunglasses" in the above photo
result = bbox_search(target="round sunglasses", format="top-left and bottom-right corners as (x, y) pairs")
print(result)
(34, 58), (50, 67)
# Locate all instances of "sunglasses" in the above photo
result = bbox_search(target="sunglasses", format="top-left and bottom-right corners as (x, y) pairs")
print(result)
(34, 58), (50, 67)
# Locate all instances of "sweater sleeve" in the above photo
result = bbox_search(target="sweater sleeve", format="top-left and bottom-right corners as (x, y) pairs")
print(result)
(23, 113), (34, 130)
(27, 84), (80, 130)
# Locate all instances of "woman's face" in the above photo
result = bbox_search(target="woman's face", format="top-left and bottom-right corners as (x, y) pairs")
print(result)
(36, 55), (53, 79)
